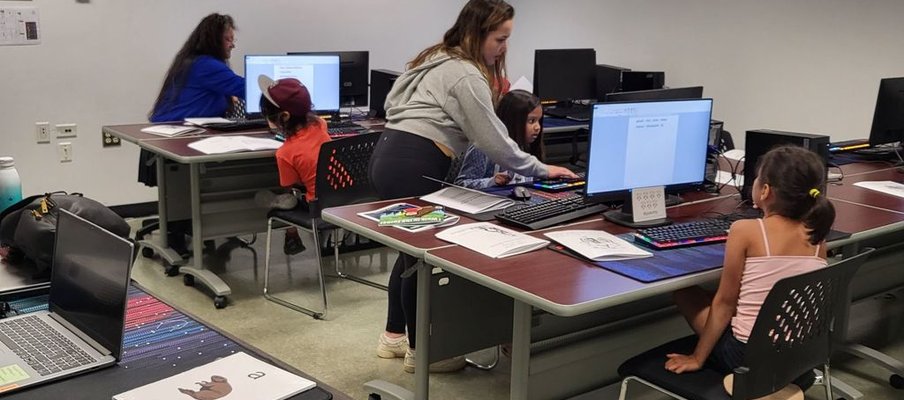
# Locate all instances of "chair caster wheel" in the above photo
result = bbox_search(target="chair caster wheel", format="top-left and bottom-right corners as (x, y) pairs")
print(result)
(183, 274), (195, 286)
(890, 373), (904, 389)
(141, 247), (155, 258)
(214, 296), (227, 309)
(164, 264), (180, 277)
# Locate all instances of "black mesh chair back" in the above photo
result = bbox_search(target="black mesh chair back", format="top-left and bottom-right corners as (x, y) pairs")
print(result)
(311, 132), (381, 215)
(731, 249), (873, 399)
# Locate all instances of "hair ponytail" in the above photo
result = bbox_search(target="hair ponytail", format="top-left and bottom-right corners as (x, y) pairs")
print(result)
(802, 192), (835, 244)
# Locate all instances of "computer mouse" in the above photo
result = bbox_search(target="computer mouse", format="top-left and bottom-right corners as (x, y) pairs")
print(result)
(511, 186), (532, 200)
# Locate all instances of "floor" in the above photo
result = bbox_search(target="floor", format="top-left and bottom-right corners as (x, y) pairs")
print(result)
(130, 224), (904, 399)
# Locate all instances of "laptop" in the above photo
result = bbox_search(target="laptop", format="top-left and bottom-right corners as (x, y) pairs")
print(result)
(0, 209), (133, 394)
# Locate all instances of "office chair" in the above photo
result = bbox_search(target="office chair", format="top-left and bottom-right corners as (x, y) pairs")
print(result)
(617, 249), (873, 400)
(263, 132), (382, 319)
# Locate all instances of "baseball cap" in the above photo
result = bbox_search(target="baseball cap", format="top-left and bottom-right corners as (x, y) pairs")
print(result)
(257, 75), (313, 117)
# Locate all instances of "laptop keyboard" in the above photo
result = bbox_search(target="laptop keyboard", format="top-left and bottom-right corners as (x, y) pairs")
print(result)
(0, 315), (96, 376)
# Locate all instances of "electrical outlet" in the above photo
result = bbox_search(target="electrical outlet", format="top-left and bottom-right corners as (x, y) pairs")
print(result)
(58, 142), (73, 162)
(102, 131), (121, 147)
(35, 122), (50, 143)
(56, 123), (77, 138)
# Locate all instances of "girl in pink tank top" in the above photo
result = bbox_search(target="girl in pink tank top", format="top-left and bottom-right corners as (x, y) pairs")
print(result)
(663, 146), (836, 395)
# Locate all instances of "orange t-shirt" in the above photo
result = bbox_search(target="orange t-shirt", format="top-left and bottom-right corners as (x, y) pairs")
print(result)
(274, 118), (331, 202)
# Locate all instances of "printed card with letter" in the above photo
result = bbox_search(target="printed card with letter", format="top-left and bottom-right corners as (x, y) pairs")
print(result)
(435, 222), (548, 258)
(113, 352), (315, 400)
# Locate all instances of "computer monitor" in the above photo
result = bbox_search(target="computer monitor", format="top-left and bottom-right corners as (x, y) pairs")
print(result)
(289, 51), (369, 107)
(620, 71), (665, 92)
(868, 77), (904, 147)
(585, 99), (713, 227)
(604, 86), (703, 103)
(533, 49), (597, 103)
(244, 55), (341, 115)
(370, 69), (401, 118)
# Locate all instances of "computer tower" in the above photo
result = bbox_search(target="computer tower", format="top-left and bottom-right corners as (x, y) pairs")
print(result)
(742, 129), (830, 201)
(370, 69), (401, 118)
(595, 64), (630, 99)
(620, 71), (665, 92)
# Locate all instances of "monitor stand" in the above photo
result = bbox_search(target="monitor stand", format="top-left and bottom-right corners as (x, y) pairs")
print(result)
(603, 192), (673, 229)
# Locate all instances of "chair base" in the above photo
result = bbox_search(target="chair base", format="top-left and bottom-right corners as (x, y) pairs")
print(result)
(263, 216), (329, 319)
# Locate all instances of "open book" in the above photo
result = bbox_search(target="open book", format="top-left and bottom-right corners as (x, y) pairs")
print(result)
(358, 202), (459, 233)
(184, 117), (233, 127)
(544, 230), (652, 261)
(420, 186), (514, 215)
(113, 352), (315, 400)
(140, 125), (204, 137)
(188, 135), (282, 154)
(435, 222), (549, 258)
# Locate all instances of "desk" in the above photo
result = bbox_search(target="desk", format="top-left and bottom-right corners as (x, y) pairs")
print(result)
(2, 285), (345, 400)
(105, 124), (281, 308)
(323, 162), (904, 400)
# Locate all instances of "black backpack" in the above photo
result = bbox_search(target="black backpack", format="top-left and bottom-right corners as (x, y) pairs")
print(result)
(0, 192), (130, 278)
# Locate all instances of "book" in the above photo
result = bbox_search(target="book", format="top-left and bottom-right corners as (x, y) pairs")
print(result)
(543, 230), (652, 261)
(184, 117), (233, 127)
(420, 186), (514, 215)
(378, 205), (447, 226)
(187, 136), (282, 154)
(140, 125), (205, 137)
(358, 202), (460, 233)
(113, 352), (315, 400)
(435, 222), (549, 258)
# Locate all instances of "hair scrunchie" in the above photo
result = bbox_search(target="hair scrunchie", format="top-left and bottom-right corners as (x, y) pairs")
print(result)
(809, 188), (821, 198)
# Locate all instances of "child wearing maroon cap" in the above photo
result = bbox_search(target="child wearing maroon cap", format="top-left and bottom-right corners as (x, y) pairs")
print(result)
(254, 75), (331, 255)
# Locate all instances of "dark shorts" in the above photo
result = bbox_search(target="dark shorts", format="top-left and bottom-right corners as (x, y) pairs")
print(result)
(708, 329), (816, 390)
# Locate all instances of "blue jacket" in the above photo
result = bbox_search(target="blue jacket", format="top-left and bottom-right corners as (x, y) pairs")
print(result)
(150, 55), (244, 122)
(454, 144), (533, 189)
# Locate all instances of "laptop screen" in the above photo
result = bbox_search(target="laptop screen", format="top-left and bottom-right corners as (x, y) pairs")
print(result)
(49, 210), (133, 359)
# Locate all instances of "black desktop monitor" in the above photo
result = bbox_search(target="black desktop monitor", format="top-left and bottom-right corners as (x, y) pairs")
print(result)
(369, 69), (401, 118)
(533, 49), (597, 103)
(289, 51), (369, 107)
(584, 99), (713, 227)
(620, 71), (665, 92)
(604, 86), (703, 103)
(245, 54), (341, 114)
(868, 77), (904, 147)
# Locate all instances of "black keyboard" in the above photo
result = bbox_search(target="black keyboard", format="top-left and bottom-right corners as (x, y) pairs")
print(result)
(0, 315), (96, 376)
(495, 195), (607, 230)
(633, 219), (732, 250)
(545, 107), (591, 122)
(204, 119), (268, 132)
(327, 120), (366, 137)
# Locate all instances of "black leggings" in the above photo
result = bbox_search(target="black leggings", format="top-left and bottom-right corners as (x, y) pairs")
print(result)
(370, 129), (451, 349)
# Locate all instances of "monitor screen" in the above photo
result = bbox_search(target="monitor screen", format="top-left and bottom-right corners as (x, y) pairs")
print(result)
(289, 51), (369, 107)
(868, 77), (904, 147)
(620, 71), (665, 92)
(50, 209), (134, 359)
(245, 55), (341, 114)
(604, 86), (703, 103)
(533, 49), (597, 103)
(585, 99), (713, 201)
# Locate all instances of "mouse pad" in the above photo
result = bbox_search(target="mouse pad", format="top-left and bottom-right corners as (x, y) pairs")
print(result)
(549, 233), (726, 283)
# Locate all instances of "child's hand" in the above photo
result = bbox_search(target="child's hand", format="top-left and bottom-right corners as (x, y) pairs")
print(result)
(547, 165), (578, 179)
(494, 172), (512, 186)
(664, 353), (703, 374)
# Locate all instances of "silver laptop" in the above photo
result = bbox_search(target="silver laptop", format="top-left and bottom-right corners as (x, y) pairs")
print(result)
(0, 209), (133, 394)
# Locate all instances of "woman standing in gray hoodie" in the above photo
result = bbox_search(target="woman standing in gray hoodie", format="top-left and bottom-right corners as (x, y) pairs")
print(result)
(371, 0), (577, 373)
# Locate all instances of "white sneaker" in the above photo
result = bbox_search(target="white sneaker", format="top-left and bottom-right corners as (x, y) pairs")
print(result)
(254, 190), (298, 210)
(403, 348), (467, 374)
(376, 333), (408, 359)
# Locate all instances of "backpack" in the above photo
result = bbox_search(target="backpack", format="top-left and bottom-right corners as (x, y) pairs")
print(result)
(0, 192), (130, 278)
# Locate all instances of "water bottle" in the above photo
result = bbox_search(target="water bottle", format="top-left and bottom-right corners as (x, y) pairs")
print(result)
(0, 157), (22, 214)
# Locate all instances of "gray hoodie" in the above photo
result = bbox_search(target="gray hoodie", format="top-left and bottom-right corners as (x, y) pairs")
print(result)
(384, 53), (548, 179)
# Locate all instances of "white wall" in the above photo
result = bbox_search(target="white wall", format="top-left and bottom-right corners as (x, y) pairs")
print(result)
(1, 0), (902, 206)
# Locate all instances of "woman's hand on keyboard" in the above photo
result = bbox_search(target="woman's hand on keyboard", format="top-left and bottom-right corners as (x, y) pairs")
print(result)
(547, 165), (579, 179)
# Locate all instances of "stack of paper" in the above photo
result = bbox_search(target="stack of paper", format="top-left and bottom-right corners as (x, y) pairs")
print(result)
(544, 230), (651, 261)
(421, 186), (513, 215)
(188, 136), (282, 154)
(358, 203), (459, 233)
(435, 222), (548, 258)
(140, 125), (204, 137)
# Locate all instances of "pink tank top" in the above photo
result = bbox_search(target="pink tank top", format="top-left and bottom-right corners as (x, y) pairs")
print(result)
(731, 219), (826, 343)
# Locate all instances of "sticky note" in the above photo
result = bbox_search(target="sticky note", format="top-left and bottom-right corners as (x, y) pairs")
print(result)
(0, 364), (29, 386)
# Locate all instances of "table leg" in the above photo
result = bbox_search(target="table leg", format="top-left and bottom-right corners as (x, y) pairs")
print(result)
(415, 260), (431, 399)
(179, 163), (232, 303)
(511, 300), (531, 400)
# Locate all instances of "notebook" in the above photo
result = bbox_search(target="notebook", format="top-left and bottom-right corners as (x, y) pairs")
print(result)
(0, 209), (134, 395)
